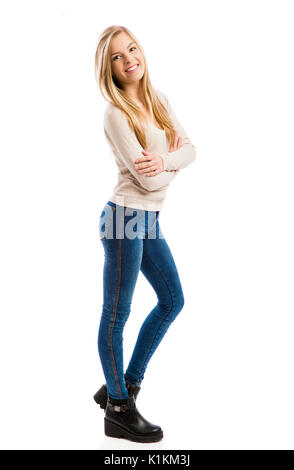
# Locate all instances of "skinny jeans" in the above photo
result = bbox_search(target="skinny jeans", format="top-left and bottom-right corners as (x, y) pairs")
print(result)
(98, 200), (185, 400)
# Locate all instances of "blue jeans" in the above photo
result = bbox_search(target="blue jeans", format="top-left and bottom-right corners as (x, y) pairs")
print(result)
(98, 200), (185, 400)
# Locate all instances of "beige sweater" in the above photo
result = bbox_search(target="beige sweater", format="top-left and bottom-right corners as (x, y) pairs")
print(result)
(103, 89), (196, 211)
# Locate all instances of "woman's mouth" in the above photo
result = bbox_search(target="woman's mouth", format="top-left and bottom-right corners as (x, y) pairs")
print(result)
(125, 63), (139, 73)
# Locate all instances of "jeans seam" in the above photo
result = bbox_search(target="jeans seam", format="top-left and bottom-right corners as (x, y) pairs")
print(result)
(109, 237), (123, 399)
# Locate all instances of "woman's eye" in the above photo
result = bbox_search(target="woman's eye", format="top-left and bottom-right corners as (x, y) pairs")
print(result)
(113, 47), (137, 61)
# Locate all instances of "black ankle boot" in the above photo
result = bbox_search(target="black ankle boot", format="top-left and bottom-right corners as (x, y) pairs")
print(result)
(104, 395), (163, 443)
(93, 384), (108, 409)
(93, 376), (141, 410)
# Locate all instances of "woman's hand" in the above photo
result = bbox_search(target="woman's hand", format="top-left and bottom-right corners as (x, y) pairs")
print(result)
(134, 131), (182, 177)
(134, 151), (164, 176)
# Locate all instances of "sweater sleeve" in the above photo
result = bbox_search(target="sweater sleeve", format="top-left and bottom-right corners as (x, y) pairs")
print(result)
(157, 91), (197, 172)
(104, 105), (178, 192)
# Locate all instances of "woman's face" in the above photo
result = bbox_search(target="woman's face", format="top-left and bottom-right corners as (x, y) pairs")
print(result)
(110, 32), (145, 87)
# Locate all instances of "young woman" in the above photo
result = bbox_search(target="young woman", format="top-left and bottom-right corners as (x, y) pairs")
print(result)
(94, 25), (196, 443)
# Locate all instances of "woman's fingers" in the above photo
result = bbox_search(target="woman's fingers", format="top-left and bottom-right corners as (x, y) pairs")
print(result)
(134, 153), (163, 175)
(137, 165), (158, 174)
(145, 168), (161, 176)
(135, 161), (154, 171)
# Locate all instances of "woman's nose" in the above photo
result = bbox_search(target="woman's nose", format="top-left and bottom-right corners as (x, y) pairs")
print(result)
(124, 53), (134, 65)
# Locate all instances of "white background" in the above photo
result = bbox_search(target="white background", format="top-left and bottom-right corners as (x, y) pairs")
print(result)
(0, 0), (293, 450)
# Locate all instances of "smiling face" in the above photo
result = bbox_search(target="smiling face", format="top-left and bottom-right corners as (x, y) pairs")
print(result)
(110, 32), (145, 88)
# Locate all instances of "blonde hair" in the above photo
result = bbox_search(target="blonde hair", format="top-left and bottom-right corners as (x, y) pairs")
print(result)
(94, 25), (176, 149)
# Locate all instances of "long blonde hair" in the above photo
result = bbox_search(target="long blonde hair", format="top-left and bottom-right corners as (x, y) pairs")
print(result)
(94, 25), (176, 149)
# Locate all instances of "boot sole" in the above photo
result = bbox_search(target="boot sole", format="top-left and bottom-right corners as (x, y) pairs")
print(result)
(104, 418), (163, 443)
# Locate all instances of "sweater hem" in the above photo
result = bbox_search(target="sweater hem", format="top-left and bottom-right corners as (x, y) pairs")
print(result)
(107, 194), (164, 212)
